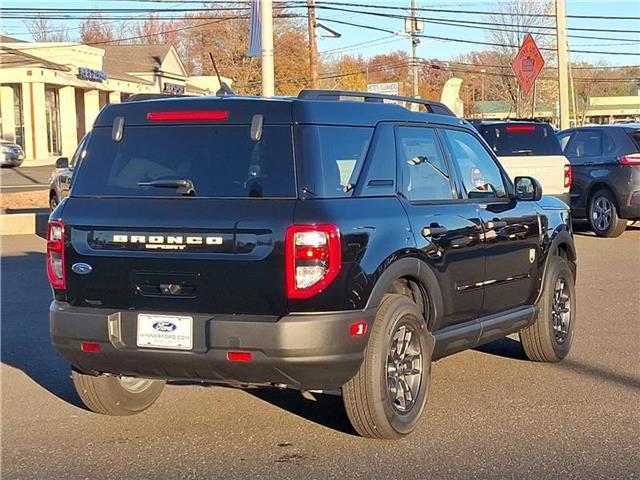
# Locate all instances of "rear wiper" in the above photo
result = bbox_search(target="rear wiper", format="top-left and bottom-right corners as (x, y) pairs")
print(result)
(512, 150), (534, 155)
(137, 179), (196, 196)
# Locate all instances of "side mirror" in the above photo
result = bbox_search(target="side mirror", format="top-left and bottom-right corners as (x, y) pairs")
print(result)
(514, 176), (543, 201)
(55, 157), (69, 169)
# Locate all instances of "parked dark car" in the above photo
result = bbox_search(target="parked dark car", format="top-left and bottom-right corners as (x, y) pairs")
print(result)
(558, 124), (640, 237)
(48, 90), (577, 439)
(49, 135), (88, 210)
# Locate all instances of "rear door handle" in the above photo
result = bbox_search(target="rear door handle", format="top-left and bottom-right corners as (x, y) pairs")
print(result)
(422, 226), (448, 237)
(487, 220), (507, 229)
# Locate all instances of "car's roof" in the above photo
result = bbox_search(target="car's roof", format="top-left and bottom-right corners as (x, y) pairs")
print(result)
(560, 123), (640, 133)
(95, 95), (470, 129)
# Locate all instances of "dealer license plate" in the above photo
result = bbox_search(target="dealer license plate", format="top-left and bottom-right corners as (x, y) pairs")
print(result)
(137, 314), (193, 350)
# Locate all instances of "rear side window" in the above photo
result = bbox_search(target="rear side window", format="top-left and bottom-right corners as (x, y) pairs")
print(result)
(478, 123), (563, 156)
(628, 130), (640, 150)
(566, 130), (603, 157)
(72, 125), (295, 198)
(296, 126), (373, 198)
(396, 126), (453, 201)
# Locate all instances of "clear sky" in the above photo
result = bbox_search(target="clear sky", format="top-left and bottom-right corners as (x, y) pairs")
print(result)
(1, 0), (639, 66)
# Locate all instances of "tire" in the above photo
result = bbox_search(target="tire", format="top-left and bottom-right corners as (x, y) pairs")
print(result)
(342, 294), (435, 439)
(72, 370), (165, 416)
(588, 188), (626, 238)
(49, 193), (59, 211)
(520, 256), (576, 362)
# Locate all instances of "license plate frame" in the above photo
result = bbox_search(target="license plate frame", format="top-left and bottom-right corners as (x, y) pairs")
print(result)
(136, 314), (193, 350)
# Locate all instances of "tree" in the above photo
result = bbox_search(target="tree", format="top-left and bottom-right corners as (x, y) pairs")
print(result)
(128, 13), (184, 46)
(323, 54), (368, 91)
(181, 8), (310, 95)
(79, 12), (119, 45)
(24, 14), (71, 42)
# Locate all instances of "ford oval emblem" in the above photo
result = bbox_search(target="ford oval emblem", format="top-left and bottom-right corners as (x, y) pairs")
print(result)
(71, 262), (93, 275)
(153, 321), (177, 332)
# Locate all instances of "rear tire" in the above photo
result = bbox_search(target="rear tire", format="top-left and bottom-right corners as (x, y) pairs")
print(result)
(49, 193), (59, 211)
(588, 188), (626, 238)
(72, 370), (165, 416)
(520, 256), (576, 362)
(342, 294), (434, 439)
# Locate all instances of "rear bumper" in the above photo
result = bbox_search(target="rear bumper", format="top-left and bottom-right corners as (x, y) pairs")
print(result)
(620, 190), (640, 219)
(50, 301), (375, 390)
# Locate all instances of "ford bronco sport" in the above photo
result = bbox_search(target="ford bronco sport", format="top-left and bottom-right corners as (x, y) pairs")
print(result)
(48, 90), (577, 439)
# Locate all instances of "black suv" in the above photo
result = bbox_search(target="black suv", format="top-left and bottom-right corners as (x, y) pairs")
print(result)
(48, 90), (577, 439)
(558, 124), (640, 237)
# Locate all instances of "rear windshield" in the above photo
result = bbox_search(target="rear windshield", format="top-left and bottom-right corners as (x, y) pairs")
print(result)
(478, 123), (563, 157)
(72, 125), (295, 198)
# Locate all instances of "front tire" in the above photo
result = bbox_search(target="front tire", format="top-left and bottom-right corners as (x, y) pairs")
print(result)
(588, 188), (626, 238)
(520, 256), (576, 362)
(72, 370), (165, 416)
(342, 294), (435, 439)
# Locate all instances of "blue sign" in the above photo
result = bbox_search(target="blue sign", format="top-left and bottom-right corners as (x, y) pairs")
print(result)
(78, 67), (107, 82)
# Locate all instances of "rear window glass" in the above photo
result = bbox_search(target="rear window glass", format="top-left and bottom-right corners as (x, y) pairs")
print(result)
(296, 126), (373, 198)
(72, 125), (295, 198)
(478, 123), (563, 157)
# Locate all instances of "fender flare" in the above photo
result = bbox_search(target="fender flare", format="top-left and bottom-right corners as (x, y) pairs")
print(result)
(364, 256), (444, 332)
(536, 228), (577, 302)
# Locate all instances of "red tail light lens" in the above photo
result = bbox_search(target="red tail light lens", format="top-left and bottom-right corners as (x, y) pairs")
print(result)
(81, 342), (101, 352)
(46, 220), (66, 289)
(146, 110), (229, 122)
(506, 124), (536, 132)
(226, 351), (252, 362)
(564, 164), (573, 188)
(619, 153), (640, 165)
(285, 224), (341, 299)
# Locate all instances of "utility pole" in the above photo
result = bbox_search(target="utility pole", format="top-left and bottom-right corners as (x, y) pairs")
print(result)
(261, 0), (275, 97)
(410, 0), (419, 98)
(556, 0), (570, 129)
(307, 0), (319, 89)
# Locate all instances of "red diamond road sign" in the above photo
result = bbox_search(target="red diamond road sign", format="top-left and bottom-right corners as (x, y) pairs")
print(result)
(512, 33), (545, 95)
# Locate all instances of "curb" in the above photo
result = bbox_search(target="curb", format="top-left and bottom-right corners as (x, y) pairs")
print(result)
(0, 213), (49, 236)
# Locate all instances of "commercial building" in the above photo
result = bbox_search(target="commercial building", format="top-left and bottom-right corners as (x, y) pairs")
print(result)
(0, 36), (232, 164)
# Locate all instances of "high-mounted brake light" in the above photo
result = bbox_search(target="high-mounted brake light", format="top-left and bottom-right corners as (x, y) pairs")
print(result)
(564, 164), (573, 189)
(46, 220), (66, 289)
(146, 110), (229, 122)
(619, 153), (640, 165)
(285, 224), (341, 299)
(506, 125), (536, 132)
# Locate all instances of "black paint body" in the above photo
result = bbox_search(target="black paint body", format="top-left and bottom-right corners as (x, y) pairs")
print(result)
(49, 96), (577, 389)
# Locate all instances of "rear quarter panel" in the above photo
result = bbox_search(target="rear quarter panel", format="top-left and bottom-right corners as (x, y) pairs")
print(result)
(290, 197), (414, 312)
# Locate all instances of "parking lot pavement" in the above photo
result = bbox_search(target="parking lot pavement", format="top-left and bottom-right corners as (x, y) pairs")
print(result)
(0, 165), (53, 193)
(1, 229), (639, 480)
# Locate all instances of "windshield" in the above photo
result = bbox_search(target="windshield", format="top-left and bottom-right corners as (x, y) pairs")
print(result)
(71, 125), (295, 198)
(478, 123), (563, 157)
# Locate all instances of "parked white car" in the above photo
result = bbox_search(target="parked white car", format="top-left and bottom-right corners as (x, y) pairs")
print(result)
(475, 121), (571, 204)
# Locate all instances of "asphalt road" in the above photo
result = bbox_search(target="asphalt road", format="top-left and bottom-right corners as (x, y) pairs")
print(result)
(0, 165), (53, 193)
(1, 228), (639, 480)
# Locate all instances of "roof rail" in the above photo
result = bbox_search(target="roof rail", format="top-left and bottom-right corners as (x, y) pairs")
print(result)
(298, 89), (456, 117)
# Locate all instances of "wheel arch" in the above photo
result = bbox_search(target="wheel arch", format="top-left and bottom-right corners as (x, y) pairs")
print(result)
(536, 229), (577, 303)
(364, 256), (444, 332)
(587, 182), (618, 209)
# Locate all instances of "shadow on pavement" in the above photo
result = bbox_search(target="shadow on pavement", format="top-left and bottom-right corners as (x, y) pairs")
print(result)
(476, 337), (640, 392)
(1, 250), (85, 410)
(247, 387), (357, 436)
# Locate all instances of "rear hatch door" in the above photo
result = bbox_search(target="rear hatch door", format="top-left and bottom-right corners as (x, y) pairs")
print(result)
(61, 104), (296, 316)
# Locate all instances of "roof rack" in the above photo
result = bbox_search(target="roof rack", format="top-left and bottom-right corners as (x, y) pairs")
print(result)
(298, 89), (455, 117)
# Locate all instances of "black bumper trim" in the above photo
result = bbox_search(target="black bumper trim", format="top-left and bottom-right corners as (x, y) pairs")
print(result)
(50, 301), (376, 390)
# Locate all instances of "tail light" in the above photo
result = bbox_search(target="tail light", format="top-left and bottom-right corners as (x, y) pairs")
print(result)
(285, 224), (341, 299)
(564, 164), (573, 189)
(506, 124), (535, 132)
(46, 220), (66, 289)
(619, 153), (640, 165)
(146, 110), (229, 122)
